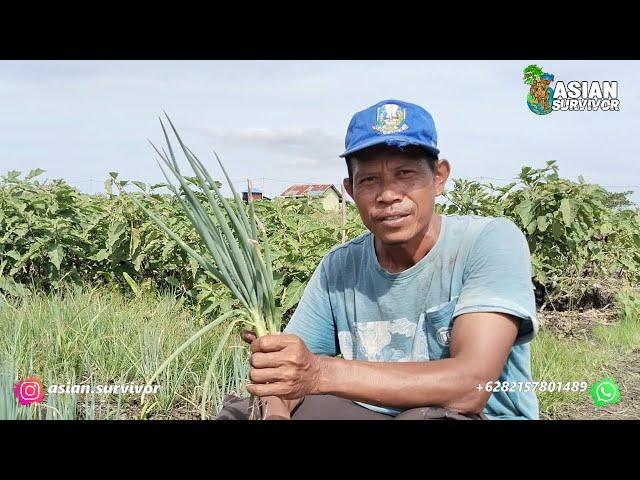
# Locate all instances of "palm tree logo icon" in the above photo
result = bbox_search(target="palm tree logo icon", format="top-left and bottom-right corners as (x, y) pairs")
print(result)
(524, 64), (555, 115)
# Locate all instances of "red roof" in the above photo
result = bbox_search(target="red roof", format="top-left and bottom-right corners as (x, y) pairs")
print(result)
(279, 184), (336, 197)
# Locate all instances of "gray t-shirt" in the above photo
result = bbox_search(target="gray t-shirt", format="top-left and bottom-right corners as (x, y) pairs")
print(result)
(284, 214), (539, 419)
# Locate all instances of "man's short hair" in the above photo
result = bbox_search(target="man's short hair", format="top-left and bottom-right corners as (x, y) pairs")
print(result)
(345, 144), (439, 184)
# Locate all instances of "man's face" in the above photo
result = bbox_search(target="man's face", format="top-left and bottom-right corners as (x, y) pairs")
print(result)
(344, 145), (449, 246)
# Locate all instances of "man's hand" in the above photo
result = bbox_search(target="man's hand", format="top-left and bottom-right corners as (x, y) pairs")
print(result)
(239, 330), (306, 419)
(242, 331), (323, 400)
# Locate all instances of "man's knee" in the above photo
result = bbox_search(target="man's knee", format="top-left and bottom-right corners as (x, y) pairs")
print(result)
(394, 405), (486, 420)
(216, 395), (250, 420)
(292, 394), (393, 420)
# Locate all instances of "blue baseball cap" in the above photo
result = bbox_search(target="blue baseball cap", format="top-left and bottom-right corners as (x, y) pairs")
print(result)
(340, 99), (440, 158)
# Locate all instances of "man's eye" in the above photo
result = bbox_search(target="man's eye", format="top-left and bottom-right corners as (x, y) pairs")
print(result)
(359, 177), (375, 184)
(399, 170), (415, 176)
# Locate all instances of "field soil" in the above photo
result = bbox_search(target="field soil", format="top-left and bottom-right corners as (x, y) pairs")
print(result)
(537, 307), (620, 339)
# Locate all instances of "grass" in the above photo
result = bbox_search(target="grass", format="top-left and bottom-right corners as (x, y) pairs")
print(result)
(2, 285), (639, 419)
(0, 285), (249, 419)
(592, 288), (640, 352)
(531, 332), (611, 418)
(531, 287), (640, 418)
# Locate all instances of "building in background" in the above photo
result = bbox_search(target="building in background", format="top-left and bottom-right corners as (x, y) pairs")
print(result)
(242, 187), (268, 203)
(278, 184), (343, 211)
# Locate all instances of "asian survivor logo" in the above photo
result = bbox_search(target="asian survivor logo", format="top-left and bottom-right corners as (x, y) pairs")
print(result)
(523, 64), (620, 115)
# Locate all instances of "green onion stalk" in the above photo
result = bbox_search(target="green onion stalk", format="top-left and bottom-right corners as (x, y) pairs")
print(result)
(133, 114), (281, 419)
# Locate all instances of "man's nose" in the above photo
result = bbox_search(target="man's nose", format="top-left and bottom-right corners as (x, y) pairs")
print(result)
(376, 178), (403, 204)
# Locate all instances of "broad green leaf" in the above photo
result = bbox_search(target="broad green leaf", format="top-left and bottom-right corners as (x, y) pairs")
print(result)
(281, 279), (308, 313)
(47, 244), (63, 270)
(133, 253), (145, 272)
(537, 216), (550, 232)
(0, 276), (31, 297)
(107, 222), (127, 252)
(90, 249), (109, 262)
(130, 228), (141, 256)
(12, 226), (28, 239)
(4, 250), (22, 262)
(132, 181), (147, 192)
(619, 257), (636, 271)
(25, 169), (45, 180)
(188, 256), (199, 279)
(560, 198), (574, 226)
(515, 200), (534, 226)
(6, 170), (21, 181)
(123, 272), (140, 295)
(600, 223), (613, 235)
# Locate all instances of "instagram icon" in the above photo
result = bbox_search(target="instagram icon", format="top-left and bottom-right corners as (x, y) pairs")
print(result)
(14, 377), (45, 406)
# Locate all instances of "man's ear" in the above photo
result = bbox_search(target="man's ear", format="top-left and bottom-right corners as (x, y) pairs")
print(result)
(343, 178), (354, 200)
(434, 159), (451, 196)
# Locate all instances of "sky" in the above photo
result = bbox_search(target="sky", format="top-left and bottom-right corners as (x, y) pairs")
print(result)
(0, 60), (638, 203)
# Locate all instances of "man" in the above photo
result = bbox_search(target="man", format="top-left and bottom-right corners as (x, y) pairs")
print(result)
(217, 99), (539, 420)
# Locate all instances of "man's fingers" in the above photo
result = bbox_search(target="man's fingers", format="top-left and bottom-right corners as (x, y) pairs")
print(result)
(249, 367), (284, 384)
(246, 382), (289, 398)
(250, 351), (286, 369)
(240, 330), (257, 344)
(251, 334), (298, 353)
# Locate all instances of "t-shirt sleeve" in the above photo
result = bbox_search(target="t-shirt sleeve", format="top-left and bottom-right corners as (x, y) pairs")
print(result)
(283, 257), (337, 356)
(453, 217), (539, 345)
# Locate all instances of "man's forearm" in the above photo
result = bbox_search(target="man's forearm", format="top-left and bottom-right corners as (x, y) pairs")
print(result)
(317, 356), (491, 413)
(247, 314), (518, 415)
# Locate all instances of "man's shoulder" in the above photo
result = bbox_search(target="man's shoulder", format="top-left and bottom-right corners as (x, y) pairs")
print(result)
(319, 231), (371, 271)
(443, 213), (505, 229)
(327, 230), (372, 255)
(443, 214), (523, 245)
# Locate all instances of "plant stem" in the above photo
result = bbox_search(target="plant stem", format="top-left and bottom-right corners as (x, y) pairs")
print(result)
(248, 394), (262, 420)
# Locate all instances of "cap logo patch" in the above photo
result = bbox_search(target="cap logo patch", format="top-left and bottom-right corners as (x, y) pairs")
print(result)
(373, 104), (409, 135)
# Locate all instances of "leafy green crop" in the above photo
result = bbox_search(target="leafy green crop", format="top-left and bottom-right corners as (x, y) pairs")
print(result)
(1, 160), (638, 312)
(0, 169), (366, 320)
(439, 161), (640, 308)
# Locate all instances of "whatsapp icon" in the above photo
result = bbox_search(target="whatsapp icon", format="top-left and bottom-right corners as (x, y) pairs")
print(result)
(590, 378), (621, 407)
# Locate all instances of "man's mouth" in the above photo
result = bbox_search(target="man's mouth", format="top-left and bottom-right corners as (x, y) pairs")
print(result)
(376, 212), (411, 227)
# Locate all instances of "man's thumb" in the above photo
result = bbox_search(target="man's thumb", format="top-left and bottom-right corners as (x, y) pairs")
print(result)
(240, 329), (257, 344)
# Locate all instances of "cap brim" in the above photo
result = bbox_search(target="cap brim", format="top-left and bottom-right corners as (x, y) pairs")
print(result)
(339, 135), (440, 158)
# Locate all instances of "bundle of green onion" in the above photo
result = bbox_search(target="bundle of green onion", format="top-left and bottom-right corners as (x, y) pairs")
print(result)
(132, 115), (280, 419)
